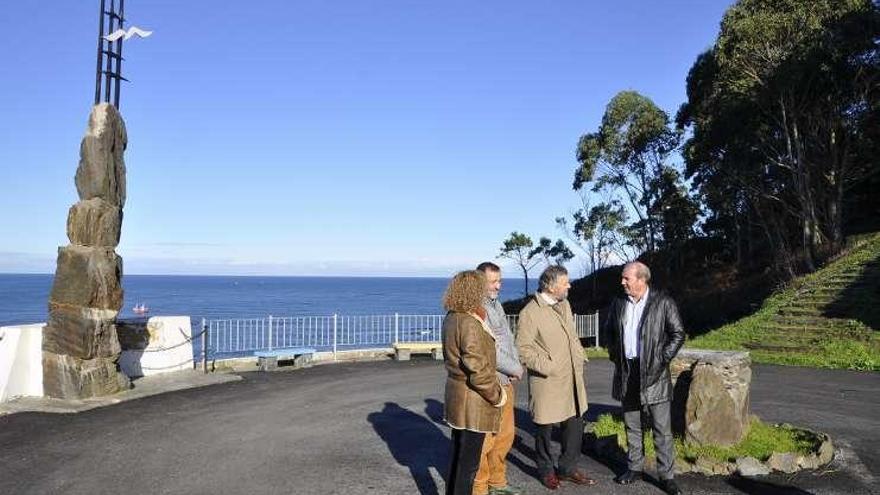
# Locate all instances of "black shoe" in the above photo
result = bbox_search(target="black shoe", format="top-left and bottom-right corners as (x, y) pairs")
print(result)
(660, 479), (682, 495)
(614, 469), (642, 484)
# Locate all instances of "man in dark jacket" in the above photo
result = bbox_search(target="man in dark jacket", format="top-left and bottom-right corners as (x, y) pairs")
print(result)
(604, 261), (685, 495)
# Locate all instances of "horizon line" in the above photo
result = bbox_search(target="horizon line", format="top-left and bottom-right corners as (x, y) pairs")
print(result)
(0, 271), (541, 280)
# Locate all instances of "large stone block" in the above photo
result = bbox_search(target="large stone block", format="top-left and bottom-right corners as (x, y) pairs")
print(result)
(42, 351), (129, 399)
(671, 349), (751, 447)
(74, 103), (127, 207)
(67, 198), (122, 247)
(43, 304), (121, 360)
(49, 245), (123, 311)
(685, 363), (748, 446)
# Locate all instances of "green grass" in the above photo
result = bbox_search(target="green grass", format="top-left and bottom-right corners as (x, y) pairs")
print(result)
(592, 414), (818, 463)
(689, 317), (879, 371)
(687, 232), (880, 371)
(585, 347), (610, 360)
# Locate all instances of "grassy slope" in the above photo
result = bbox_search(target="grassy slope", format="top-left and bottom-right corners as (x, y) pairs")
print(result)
(688, 233), (880, 371)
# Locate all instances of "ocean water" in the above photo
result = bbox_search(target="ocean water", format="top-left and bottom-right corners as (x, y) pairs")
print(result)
(0, 274), (535, 327)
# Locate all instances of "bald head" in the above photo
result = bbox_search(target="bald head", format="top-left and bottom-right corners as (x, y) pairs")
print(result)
(621, 261), (650, 300)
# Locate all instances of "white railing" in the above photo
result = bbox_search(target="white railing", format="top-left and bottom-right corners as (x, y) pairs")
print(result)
(201, 312), (600, 361)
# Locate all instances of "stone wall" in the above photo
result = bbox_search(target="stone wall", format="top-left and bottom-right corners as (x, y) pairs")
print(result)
(0, 324), (44, 401)
(117, 317), (194, 378)
(42, 104), (130, 399)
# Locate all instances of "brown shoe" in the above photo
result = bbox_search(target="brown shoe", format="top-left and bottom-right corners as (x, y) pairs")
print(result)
(558, 469), (598, 485)
(540, 472), (560, 490)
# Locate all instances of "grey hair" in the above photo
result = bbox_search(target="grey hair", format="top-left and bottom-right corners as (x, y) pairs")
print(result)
(538, 265), (568, 292)
(623, 261), (651, 282)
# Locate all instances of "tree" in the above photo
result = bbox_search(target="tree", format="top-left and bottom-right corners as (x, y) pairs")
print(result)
(677, 0), (879, 274)
(574, 90), (697, 254)
(498, 232), (542, 296)
(532, 237), (576, 267)
(556, 195), (632, 276)
(650, 167), (701, 252)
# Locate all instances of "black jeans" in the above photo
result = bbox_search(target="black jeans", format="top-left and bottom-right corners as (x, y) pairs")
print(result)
(535, 415), (584, 477)
(447, 428), (485, 495)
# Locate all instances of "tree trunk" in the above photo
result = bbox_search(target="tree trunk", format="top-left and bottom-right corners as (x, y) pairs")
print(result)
(735, 215), (742, 267)
(520, 263), (529, 296)
(827, 125), (846, 254)
(781, 100), (816, 272)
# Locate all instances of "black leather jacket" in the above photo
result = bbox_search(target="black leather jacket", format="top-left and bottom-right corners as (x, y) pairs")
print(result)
(603, 289), (686, 405)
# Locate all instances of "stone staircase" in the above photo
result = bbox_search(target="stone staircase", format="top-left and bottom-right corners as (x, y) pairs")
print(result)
(744, 235), (880, 354)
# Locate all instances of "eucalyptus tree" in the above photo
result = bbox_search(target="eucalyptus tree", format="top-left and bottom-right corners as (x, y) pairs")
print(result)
(678, 0), (879, 272)
(574, 91), (697, 254)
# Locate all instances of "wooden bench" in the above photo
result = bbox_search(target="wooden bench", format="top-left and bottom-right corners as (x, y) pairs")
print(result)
(254, 347), (316, 371)
(393, 342), (443, 361)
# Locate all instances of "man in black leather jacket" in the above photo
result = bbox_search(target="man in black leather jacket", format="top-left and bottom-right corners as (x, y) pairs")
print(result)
(603, 261), (686, 495)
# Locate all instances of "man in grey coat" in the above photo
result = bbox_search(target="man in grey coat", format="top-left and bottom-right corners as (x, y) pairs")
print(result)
(474, 262), (524, 495)
(604, 261), (685, 495)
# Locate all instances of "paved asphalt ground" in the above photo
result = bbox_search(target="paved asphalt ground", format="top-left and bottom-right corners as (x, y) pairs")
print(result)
(0, 359), (878, 495)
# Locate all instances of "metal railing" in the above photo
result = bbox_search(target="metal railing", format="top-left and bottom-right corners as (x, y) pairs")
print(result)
(199, 312), (600, 364)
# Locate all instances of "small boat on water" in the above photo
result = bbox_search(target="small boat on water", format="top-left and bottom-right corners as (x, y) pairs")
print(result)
(132, 303), (150, 316)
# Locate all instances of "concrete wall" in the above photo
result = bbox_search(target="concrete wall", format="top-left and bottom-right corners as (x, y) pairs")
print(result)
(118, 316), (193, 378)
(0, 324), (44, 402)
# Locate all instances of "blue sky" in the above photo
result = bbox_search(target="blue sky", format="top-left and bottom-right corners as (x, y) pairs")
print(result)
(0, 0), (733, 277)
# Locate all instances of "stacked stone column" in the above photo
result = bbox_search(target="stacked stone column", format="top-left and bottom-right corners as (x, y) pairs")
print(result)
(42, 103), (130, 399)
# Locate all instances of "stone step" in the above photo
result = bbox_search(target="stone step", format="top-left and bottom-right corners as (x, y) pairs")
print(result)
(768, 316), (850, 327)
(787, 300), (835, 309)
(822, 299), (879, 311)
(825, 274), (880, 283)
(765, 326), (870, 338)
(744, 342), (812, 353)
(811, 282), (879, 292)
(793, 294), (838, 302)
(823, 306), (880, 318)
(779, 307), (824, 316)
(800, 282), (877, 292)
(762, 325), (872, 341)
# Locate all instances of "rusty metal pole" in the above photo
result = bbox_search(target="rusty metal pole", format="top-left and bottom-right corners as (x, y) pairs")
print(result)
(94, 0), (106, 104)
(103, 0), (116, 102)
(114, 0), (125, 109)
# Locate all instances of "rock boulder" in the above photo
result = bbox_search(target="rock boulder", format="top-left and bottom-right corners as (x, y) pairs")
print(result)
(671, 349), (751, 447)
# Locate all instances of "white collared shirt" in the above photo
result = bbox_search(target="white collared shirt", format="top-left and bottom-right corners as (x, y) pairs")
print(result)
(538, 292), (557, 306)
(623, 288), (649, 359)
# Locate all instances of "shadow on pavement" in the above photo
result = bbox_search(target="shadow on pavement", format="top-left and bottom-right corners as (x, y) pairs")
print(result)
(510, 407), (540, 482)
(424, 398), (444, 425)
(368, 401), (449, 495)
(580, 403), (630, 478)
(727, 475), (816, 494)
(584, 402), (620, 422)
(509, 403), (624, 482)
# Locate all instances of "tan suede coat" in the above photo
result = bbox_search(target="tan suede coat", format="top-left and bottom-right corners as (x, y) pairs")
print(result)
(443, 311), (504, 433)
(516, 295), (588, 425)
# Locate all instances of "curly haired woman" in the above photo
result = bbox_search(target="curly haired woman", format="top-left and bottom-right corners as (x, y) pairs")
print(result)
(441, 270), (507, 495)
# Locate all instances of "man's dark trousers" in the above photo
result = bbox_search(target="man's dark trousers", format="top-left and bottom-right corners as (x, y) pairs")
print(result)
(534, 415), (584, 477)
(622, 358), (675, 480)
